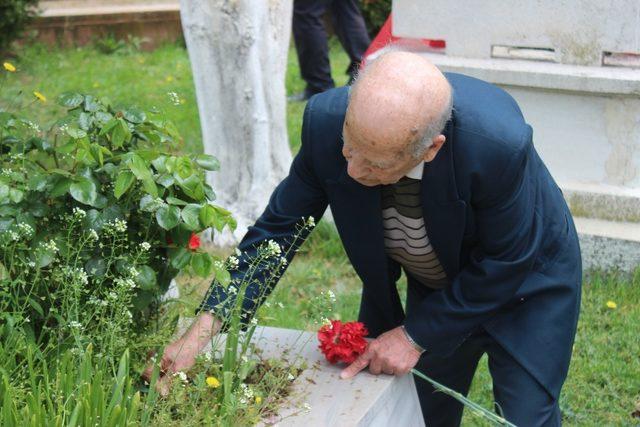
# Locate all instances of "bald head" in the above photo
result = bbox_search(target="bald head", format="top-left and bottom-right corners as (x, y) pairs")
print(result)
(345, 51), (452, 159)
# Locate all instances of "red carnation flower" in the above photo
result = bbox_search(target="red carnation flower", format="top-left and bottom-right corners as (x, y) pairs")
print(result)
(188, 233), (201, 250)
(318, 320), (368, 364)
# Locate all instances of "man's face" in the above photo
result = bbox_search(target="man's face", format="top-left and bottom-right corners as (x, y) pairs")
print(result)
(341, 122), (421, 187)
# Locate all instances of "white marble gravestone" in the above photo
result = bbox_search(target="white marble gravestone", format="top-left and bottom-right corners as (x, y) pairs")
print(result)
(201, 326), (425, 427)
(391, 0), (640, 271)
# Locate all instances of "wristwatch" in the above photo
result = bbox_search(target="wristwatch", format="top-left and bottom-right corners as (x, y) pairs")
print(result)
(401, 325), (426, 354)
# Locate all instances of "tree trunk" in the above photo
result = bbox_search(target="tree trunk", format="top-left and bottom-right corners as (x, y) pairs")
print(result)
(180, 0), (293, 244)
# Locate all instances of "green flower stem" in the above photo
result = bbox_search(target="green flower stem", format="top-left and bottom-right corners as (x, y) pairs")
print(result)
(411, 369), (516, 427)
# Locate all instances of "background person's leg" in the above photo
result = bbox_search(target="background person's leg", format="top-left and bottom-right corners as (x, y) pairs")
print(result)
(292, 0), (334, 98)
(329, 0), (371, 82)
(487, 338), (562, 426)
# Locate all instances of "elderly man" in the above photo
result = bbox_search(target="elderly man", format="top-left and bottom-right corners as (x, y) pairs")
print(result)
(145, 51), (581, 426)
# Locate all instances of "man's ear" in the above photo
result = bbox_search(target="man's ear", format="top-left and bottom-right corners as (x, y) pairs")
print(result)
(422, 134), (446, 163)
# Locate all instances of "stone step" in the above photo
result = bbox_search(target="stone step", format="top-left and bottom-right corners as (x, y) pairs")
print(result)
(30, 0), (182, 49)
(38, 1), (179, 18)
(574, 216), (640, 272)
(562, 182), (640, 223)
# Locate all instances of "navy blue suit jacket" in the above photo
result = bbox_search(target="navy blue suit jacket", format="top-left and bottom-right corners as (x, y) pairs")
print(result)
(202, 73), (582, 398)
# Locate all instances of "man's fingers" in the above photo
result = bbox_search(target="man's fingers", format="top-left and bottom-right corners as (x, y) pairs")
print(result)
(340, 352), (371, 379)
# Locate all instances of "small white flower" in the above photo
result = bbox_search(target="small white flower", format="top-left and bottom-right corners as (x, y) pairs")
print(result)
(306, 216), (316, 227)
(88, 229), (99, 241)
(72, 207), (86, 218)
(114, 219), (127, 233)
(140, 242), (151, 251)
(276, 302), (284, 309)
(167, 91), (181, 106)
(303, 402), (312, 412)
(250, 317), (258, 326)
(173, 371), (188, 382)
(327, 290), (336, 303)
(287, 373), (295, 381)
(227, 255), (239, 269)
(228, 285), (237, 295)
(68, 320), (83, 329)
(266, 240), (281, 257)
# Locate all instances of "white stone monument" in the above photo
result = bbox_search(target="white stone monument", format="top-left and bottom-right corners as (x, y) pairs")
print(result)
(392, 0), (640, 271)
(203, 326), (425, 427)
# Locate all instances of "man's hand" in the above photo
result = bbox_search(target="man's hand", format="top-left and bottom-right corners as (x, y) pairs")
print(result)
(340, 326), (422, 379)
(142, 312), (222, 396)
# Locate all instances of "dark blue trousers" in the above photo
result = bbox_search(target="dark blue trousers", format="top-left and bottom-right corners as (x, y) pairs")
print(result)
(292, 0), (371, 96)
(407, 284), (562, 426)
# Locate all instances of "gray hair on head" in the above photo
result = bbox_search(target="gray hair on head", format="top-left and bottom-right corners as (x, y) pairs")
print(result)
(408, 91), (453, 159)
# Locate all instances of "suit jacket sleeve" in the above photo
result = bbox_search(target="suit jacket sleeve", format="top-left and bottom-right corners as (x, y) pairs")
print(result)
(198, 99), (329, 323)
(403, 127), (543, 356)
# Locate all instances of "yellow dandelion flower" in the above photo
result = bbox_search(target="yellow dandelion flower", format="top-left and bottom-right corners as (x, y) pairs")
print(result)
(606, 301), (617, 309)
(3, 62), (16, 72)
(255, 396), (262, 404)
(206, 376), (221, 388)
(166, 75), (174, 82)
(33, 91), (47, 103)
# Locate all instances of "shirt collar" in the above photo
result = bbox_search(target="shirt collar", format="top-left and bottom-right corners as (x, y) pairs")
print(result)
(405, 162), (425, 180)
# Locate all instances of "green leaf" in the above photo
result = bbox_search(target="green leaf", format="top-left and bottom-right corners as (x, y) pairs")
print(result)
(139, 194), (157, 212)
(191, 252), (213, 277)
(89, 143), (104, 166)
(181, 204), (202, 230)
(78, 112), (93, 130)
(27, 174), (47, 191)
(66, 127), (87, 139)
(194, 154), (220, 171)
(99, 118), (118, 136)
(128, 154), (157, 197)
(111, 118), (132, 148)
(69, 179), (97, 206)
(166, 196), (187, 206)
(8, 189), (23, 203)
(0, 184), (9, 203)
(175, 157), (194, 179)
(83, 95), (101, 112)
(213, 263), (231, 287)
(135, 265), (157, 290)
(156, 173), (174, 188)
(210, 205), (236, 232)
(169, 247), (191, 270)
(114, 171), (135, 199)
(151, 156), (167, 173)
(198, 204), (216, 228)
(57, 92), (84, 108)
(123, 108), (146, 124)
(85, 257), (107, 277)
(156, 205), (180, 230)
(50, 178), (72, 198)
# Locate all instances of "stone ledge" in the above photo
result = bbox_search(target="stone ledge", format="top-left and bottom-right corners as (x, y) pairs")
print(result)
(562, 182), (640, 223)
(419, 52), (640, 96)
(197, 326), (424, 426)
(575, 217), (640, 272)
(38, 1), (180, 18)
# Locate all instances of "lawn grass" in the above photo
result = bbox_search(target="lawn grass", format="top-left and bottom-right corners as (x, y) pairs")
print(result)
(2, 39), (639, 426)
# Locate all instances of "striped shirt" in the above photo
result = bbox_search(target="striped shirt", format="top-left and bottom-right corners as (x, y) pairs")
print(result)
(382, 165), (448, 289)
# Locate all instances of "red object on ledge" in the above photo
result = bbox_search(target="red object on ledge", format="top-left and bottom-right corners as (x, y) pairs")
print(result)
(362, 15), (446, 67)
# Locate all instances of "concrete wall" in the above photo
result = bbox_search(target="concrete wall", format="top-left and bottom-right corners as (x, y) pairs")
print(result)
(391, 0), (640, 271)
(394, 0), (640, 66)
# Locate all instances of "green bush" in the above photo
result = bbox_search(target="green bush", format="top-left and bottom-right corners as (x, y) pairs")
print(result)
(0, 91), (235, 348)
(0, 0), (39, 54)
(360, 0), (391, 38)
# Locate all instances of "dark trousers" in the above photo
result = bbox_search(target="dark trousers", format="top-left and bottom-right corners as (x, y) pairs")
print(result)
(407, 285), (561, 426)
(292, 0), (371, 96)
